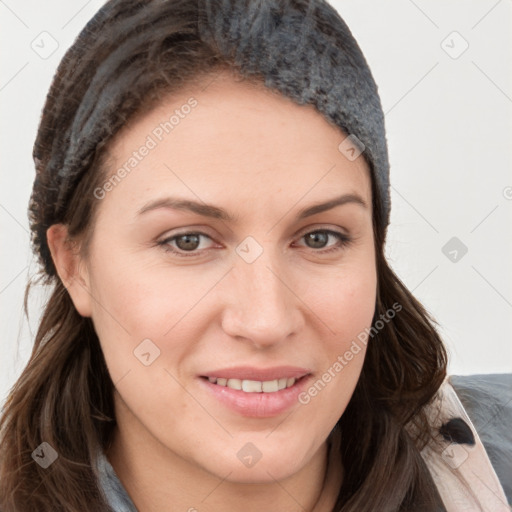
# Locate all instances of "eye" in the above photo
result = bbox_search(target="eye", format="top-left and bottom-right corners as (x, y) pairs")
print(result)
(294, 229), (352, 255)
(157, 228), (352, 258)
(158, 231), (215, 257)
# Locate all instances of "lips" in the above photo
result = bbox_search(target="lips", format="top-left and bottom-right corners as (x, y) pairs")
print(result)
(200, 365), (311, 381)
(203, 376), (298, 393)
(198, 366), (312, 417)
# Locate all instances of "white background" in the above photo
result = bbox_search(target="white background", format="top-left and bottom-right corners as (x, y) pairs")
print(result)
(1, 0), (511, 407)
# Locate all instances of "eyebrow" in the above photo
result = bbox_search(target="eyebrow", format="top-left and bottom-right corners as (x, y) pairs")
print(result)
(137, 193), (367, 222)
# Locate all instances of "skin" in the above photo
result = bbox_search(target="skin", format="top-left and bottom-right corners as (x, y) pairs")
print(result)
(47, 70), (377, 511)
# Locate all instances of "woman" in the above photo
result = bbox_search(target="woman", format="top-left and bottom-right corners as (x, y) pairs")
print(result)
(0, 0), (509, 510)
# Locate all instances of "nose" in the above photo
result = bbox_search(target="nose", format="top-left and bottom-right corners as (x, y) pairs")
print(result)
(221, 248), (304, 350)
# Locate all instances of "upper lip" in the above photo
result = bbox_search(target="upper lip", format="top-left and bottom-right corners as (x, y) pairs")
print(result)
(200, 366), (311, 381)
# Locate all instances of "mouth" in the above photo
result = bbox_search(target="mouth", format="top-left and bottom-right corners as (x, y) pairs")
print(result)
(200, 375), (307, 393)
(197, 367), (312, 418)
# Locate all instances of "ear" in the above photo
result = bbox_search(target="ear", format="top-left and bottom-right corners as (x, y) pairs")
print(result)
(46, 224), (93, 317)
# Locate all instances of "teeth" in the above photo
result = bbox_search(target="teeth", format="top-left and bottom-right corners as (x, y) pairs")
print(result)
(207, 376), (298, 393)
(242, 380), (262, 392)
(262, 380), (278, 392)
(227, 378), (242, 390)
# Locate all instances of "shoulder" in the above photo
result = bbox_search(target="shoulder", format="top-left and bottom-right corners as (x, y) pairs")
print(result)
(449, 373), (512, 503)
(417, 373), (511, 511)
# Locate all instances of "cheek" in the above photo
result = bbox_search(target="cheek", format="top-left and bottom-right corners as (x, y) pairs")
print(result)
(85, 261), (208, 438)
(296, 308), (373, 433)
(302, 261), (376, 408)
(88, 250), (203, 332)
(313, 260), (377, 348)
(84, 255), (198, 379)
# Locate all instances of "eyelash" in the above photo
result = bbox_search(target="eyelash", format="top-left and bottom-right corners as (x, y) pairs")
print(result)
(156, 228), (352, 258)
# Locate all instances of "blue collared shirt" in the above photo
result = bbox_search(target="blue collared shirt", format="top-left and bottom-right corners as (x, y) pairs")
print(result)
(96, 447), (138, 512)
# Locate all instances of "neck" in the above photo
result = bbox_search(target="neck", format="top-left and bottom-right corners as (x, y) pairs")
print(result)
(105, 402), (342, 512)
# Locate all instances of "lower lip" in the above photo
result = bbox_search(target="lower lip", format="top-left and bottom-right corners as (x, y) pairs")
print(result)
(198, 375), (312, 418)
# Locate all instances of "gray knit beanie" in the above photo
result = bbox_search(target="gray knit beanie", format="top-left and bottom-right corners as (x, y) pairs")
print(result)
(199, 0), (391, 228)
(31, 0), (390, 277)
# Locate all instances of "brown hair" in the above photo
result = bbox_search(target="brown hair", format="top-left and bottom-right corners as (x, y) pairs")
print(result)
(0, 0), (448, 510)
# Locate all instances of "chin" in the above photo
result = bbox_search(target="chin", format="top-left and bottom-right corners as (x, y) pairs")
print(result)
(219, 461), (301, 485)
(198, 441), (309, 484)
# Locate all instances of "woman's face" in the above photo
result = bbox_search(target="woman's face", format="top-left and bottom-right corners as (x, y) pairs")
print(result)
(67, 71), (376, 482)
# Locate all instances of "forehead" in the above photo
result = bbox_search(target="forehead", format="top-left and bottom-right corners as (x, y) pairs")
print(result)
(100, 71), (372, 218)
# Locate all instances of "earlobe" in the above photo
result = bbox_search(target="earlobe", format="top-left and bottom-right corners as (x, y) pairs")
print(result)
(46, 224), (93, 317)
